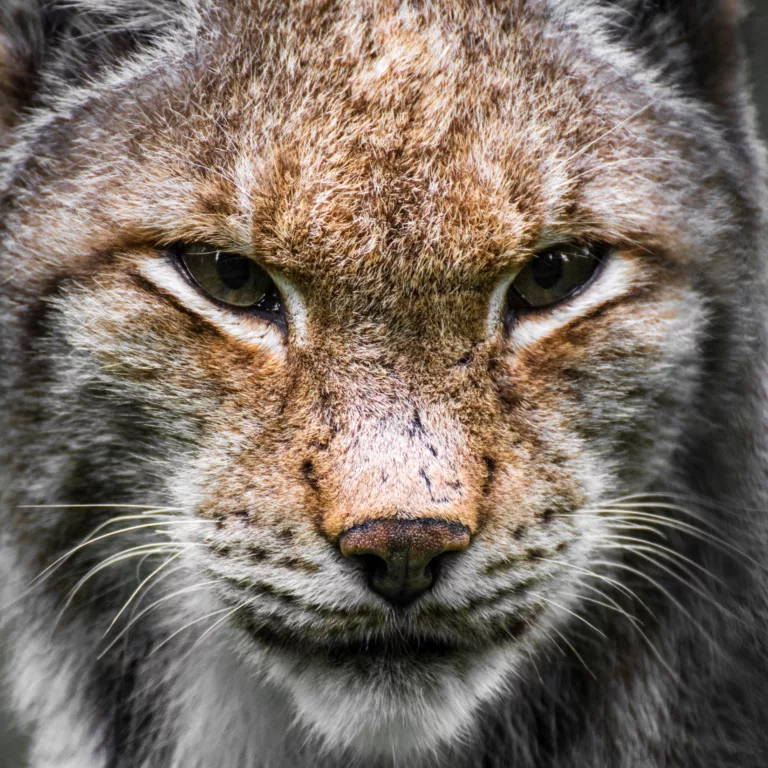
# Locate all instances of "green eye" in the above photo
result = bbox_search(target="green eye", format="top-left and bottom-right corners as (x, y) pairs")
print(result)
(175, 243), (282, 315)
(507, 242), (605, 311)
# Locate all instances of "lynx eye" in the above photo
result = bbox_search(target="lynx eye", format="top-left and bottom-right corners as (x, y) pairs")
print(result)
(175, 243), (282, 316)
(507, 242), (605, 312)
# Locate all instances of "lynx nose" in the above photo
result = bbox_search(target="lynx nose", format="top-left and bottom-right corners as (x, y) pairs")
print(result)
(339, 518), (471, 607)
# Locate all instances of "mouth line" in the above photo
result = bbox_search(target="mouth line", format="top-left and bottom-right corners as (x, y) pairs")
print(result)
(232, 604), (539, 663)
(232, 608), (474, 660)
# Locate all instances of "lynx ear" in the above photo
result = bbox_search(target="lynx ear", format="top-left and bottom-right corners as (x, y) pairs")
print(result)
(597, 0), (747, 109)
(0, 0), (187, 140)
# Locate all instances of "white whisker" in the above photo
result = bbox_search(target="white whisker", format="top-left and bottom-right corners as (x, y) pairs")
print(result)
(97, 580), (218, 660)
(102, 551), (183, 640)
(149, 606), (236, 658)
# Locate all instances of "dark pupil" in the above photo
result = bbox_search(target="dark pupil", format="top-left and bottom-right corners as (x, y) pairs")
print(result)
(531, 252), (563, 290)
(216, 253), (252, 290)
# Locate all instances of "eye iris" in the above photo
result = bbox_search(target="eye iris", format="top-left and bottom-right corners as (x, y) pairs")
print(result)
(216, 253), (252, 290)
(174, 242), (284, 320)
(531, 252), (563, 290)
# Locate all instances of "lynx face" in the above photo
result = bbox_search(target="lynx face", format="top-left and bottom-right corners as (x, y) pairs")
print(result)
(0, 0), (762, 764)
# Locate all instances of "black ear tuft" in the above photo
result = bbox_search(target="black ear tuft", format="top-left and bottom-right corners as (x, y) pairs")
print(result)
(596, 0), (747, 109)
(0, 0), (186, 138)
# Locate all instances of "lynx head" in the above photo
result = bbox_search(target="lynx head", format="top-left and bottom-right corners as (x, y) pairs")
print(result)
(0, 0), (764, 763)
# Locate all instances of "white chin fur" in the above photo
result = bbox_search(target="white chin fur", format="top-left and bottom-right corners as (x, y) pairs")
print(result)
(264, 646), (515, 760)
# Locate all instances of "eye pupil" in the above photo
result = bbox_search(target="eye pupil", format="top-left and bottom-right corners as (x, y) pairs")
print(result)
(216, 253), (252, 290)
(531, 252), (563, 290)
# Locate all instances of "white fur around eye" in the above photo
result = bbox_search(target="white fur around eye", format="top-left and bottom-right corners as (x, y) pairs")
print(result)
(271, 274), (308, 345)
(507, 251), (636, 350)
(139, 258), (286, 354)
(487, 269), (521, 337)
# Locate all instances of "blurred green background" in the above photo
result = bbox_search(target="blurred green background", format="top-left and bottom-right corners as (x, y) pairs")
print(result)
(1, 4), (767, 766)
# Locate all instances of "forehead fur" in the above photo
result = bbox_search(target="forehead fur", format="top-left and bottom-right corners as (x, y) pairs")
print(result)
(3, 0), (747, 300)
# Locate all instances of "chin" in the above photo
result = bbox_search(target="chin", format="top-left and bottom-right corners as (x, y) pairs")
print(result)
(251, 638), (516, 760)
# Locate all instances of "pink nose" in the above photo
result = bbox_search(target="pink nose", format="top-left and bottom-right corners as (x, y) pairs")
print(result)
(339, 518), (471, 607)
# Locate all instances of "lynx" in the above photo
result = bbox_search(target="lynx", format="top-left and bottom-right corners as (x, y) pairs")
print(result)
(1, 0), (767, 766)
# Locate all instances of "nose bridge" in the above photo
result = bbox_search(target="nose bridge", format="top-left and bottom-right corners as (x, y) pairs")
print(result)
(320, 405), (480, 540)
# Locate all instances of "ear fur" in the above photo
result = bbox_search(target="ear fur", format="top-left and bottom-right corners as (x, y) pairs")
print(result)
(0, 0), (188, 141)
(595, 0), (748, 108)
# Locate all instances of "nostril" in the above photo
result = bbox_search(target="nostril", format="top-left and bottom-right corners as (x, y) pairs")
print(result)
(339, 518), (471, 607)
(354, 553), (388, 586)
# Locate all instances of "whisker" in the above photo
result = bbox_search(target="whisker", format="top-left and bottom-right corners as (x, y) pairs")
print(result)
(149, 606), (237, 657)
(102, 552), (183, 640)
(599, 521), (669, 540)
(579, 508), (764, 571)
(594, 533), (727, 588)
(535, 557), (653, 614)
(54, 544), (189, 631)
(15, 517), (214, 602)
(97, 580), (218, 660)
(571, 579), (638, 618)
(533, 624), (568, 663)
(184, 603), (246, 657)
(588, 558), (726, 653)
(604, 492), (767, 519)
(534, 595), (608, 640)
(593, 541), (739, 623)
(559, 590), (640, 628)
(129, 562), (190, 618)
(552, 624), (598, 680)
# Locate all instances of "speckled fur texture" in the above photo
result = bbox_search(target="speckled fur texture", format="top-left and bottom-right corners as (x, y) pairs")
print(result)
(1, 1), (767, 766)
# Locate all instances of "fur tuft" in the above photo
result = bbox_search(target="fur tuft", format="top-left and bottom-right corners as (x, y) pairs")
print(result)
(0, 0), (194, 137)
